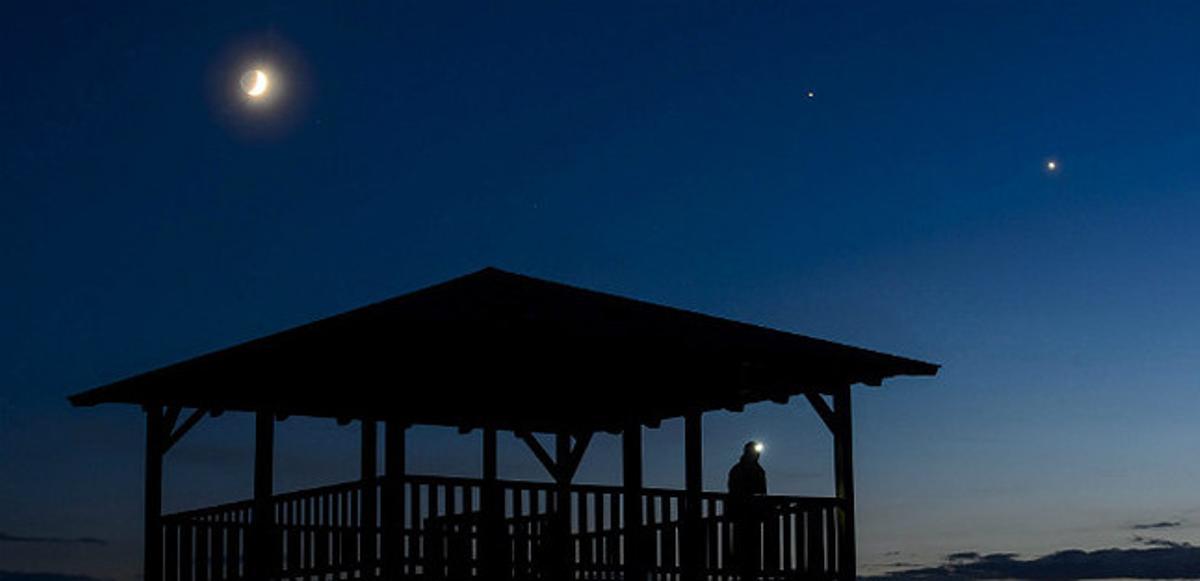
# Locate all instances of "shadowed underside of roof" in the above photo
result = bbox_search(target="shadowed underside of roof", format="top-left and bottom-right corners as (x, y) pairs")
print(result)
(68, 268), (939, 433)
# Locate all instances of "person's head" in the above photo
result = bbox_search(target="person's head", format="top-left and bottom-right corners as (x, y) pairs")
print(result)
(742, 440), (762, 461)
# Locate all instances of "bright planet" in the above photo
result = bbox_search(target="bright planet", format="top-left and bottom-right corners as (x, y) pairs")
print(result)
(240, 69), (269, 98)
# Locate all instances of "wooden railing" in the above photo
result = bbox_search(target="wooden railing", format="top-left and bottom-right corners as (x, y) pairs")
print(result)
(159, 475), (845, 580)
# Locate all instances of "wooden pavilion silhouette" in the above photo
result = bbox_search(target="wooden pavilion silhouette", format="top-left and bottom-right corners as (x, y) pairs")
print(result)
(70, 268), (938, 581)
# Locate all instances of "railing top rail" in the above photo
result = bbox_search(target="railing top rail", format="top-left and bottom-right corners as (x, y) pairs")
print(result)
(162, 473), (843, 520)
(162, 498), (255, 521)
(699, 490), (844, 507)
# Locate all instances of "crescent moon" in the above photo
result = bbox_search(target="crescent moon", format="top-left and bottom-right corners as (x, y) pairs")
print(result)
(247, 70), (269, 97)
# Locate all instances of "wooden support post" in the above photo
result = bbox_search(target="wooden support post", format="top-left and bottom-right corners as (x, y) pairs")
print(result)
(623, 423), (645, 581)
(480, 428), (505, 580)
(251, 411), (276, 580)
(144, 406), (165, 581)
(833, 387), (856, 578)
(555, 433), (573, 580)
(683, 412), (703, 581)
(384, 422), (406, 580)
(361, 421), (378, 569)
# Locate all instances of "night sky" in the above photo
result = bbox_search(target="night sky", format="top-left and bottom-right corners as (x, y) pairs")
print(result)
(5, 2), (1200, 579)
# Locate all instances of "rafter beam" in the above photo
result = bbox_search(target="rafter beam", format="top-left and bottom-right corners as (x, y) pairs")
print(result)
(563, 432), (593, 481)
(518, 432), (560, 480)
(517, 431), (594, 482)
(163, 406), (182, 434)
(163, 408), (207, 453)
(804, 392), (837, 434)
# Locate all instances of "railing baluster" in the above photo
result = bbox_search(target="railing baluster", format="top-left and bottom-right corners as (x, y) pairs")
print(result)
(303, 495), (313, 574)
(333, 491), (343, 569)
(782, 505), (794, 573)
(164, 521), (178, 581)
(702, 497), (710, 576)
(765, 503), (780, 574)
(720, 506), (732, 577)
(612, 492), (623, 573)
(413, 483), (422, 578)
(465, 483), (478, 576)
(229, 511), (238, 580)
(804, 507), (821, 574)
(328, 491), (336, 571)
(826, 505), (839, 575)
(212, 517), (221, 581)
(659, 494), (667, 578)
(427, 483), (436, 576)
(319, 491), (329, 573)
(536, 485), (545, 577)
(314, 493), (326, 573)
(329, 491), (338, 571)
(446, 483), (460, 579)
(179, 523), (193, 581)
(349, 485), (359, 570)
(283, 499), (296, 575)
(593, 491), (605, 574)
(271, 502), (281, 579)
(296, 497), (305, 577)
(511, 486), (523, 576)
(197, 522), (210, 581)
(576, 490), (589, 573)
(223, 513), (233, 581)
(534, 486), (544, 575)
(343, 489), (352, 569)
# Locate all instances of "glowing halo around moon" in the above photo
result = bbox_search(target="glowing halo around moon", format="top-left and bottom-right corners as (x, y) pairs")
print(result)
(208, 34), (312, 139)
(240, 69), (270, 98)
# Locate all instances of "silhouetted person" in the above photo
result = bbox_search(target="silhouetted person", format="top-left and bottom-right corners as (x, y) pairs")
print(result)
(728, 441), (766, 578)
(728, 441), (767, 497)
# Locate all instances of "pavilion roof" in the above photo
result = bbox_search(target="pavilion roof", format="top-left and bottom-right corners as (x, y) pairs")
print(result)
(69, 268), (938, 433)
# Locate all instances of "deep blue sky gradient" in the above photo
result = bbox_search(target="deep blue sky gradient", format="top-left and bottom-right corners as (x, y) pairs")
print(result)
(5, 2), (1200, 579)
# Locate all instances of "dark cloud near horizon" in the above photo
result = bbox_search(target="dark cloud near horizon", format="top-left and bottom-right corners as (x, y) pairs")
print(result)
(1131, 520), (1182, 530)
(0, 571), (111, 581)
(0, 533), (106, 546)
(1133, 535), (1191, 549)
(867, 544), (1200, 579)
(880, 562), (924, 569)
